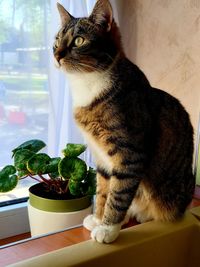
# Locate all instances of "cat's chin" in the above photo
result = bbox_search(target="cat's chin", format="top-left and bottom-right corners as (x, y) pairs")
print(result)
(53, 58), (68, 70)
(57, 62), (79, 74)
(54, 57), (61, 69)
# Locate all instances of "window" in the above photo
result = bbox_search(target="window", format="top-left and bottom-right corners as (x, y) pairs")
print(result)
(0, 0), (50, 206)
(0, 0), (97, 241)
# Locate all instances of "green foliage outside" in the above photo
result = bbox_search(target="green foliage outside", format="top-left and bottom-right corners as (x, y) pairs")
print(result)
(0, 0), (50, 105)
(0, 74), (47, 91)
(0, 0), (50, 48)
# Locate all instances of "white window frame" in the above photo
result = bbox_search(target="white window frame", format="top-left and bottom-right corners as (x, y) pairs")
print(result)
(0, 202), (30, 240)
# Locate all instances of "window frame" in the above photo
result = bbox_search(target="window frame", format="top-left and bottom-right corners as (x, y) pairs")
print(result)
(0, 202), (30, 240)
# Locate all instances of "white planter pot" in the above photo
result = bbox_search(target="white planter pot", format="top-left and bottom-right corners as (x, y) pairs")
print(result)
(28, 200), (92, 236)
(27, 183), (93, 237)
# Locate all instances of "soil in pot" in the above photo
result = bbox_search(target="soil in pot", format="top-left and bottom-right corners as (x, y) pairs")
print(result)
(29, 182), (93, 212)
(30, 182), (89, 200)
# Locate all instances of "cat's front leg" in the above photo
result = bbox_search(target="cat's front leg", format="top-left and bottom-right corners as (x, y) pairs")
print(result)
(91, 174), (140, 243)
(83, 172), (110, 231)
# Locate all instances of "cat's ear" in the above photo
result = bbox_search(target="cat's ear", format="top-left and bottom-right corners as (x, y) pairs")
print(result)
(89, 0), (113, 31)
(57, 3), (73, 26)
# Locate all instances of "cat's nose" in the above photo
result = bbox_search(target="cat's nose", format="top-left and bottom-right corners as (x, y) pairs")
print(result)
(54, 49), (66, 62)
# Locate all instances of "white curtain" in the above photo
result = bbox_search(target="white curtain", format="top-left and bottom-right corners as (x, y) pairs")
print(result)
(48, 0), (118, 165)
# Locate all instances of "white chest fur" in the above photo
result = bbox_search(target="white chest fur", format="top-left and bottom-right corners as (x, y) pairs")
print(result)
(66, 71), (111, 107)
(66, 70), (113, 172)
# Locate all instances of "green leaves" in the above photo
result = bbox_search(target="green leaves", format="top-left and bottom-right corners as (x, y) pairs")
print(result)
(62, 143), (87, 158)
(59, 157), (87, 181)
(27, 155), (61, 175)
(86, 167), (96, 183)
(12, 139), (50, 176)
(81, 167), (96, 196)
(12, 139), (46, 158)
(0, 165), (18, 192)
(85, 167), (96, 195)
(27, 153), (51, 174)
(0, 139), (96, 197)
(69, 180), (82, 196)
(14, 149), (35, 171)
(46, 157), (61, 173)
(68, 167), (96, 196)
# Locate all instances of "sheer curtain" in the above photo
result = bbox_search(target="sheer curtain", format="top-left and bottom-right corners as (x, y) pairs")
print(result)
(48, 0), (118, 165)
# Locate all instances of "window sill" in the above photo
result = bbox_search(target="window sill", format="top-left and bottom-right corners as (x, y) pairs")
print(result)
(0, 202), (30, 239)
(1, 186), (199, 245)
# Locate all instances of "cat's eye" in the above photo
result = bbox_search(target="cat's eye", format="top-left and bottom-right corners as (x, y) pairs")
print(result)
(74, 37), (84, 47)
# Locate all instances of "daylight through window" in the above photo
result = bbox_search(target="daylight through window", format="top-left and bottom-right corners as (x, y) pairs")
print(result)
(0, 0), (50, 206)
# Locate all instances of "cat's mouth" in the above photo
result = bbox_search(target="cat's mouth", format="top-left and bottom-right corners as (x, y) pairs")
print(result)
(53, 47), (68, 67)
(54, 54), (97, 73)
(54, 57), (61, 68)
(55, 52), (64, 63)
(53, 46), (102, 73)
(54, 55), (69, 70)
(54, 55), (78, 72)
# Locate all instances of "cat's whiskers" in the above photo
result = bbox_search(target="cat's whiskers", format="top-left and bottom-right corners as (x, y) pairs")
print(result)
(77, 62), (106, 72)
(105, 53), (115, 63)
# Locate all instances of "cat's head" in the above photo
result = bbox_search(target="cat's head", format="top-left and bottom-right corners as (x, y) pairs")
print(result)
(53, 0), (123, 73)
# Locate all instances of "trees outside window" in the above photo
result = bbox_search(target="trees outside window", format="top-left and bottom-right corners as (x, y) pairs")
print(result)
(0, 0), (50, 205)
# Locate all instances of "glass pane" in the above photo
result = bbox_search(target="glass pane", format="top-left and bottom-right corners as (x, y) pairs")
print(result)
(0, 0), (50, 205)
(0, 177), (37, 207)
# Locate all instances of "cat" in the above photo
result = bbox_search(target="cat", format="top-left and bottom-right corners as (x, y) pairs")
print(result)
(54, 0), (195, 244)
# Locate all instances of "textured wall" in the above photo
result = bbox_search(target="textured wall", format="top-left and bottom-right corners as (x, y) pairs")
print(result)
(116, 0), (200, 139)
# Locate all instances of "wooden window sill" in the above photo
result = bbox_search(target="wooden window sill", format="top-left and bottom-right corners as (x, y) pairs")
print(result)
(1, 193), (200, 267)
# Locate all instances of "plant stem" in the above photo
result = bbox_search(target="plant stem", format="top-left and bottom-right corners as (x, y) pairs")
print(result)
(18, 175), (28, 180)
(27, 173), (70, 195)
(28, 174), (42, 183)
(64, 180), (69, 194)
(38, 174), (51, 184)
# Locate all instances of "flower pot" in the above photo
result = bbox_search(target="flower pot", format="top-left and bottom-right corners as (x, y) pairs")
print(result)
(28, 183), (93, 237)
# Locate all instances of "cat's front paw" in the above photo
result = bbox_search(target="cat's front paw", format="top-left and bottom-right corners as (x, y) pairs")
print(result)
(83, 214), (101, 231)
(91, 224), (121, 244)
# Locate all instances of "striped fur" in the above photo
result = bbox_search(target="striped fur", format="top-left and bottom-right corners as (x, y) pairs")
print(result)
(55, 0), (195, 243)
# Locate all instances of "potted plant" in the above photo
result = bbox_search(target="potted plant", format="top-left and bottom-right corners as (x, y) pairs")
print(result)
(0, 139), (96, 236)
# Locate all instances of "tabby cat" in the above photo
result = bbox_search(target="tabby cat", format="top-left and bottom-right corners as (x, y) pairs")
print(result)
(54, 0), (195, 243)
